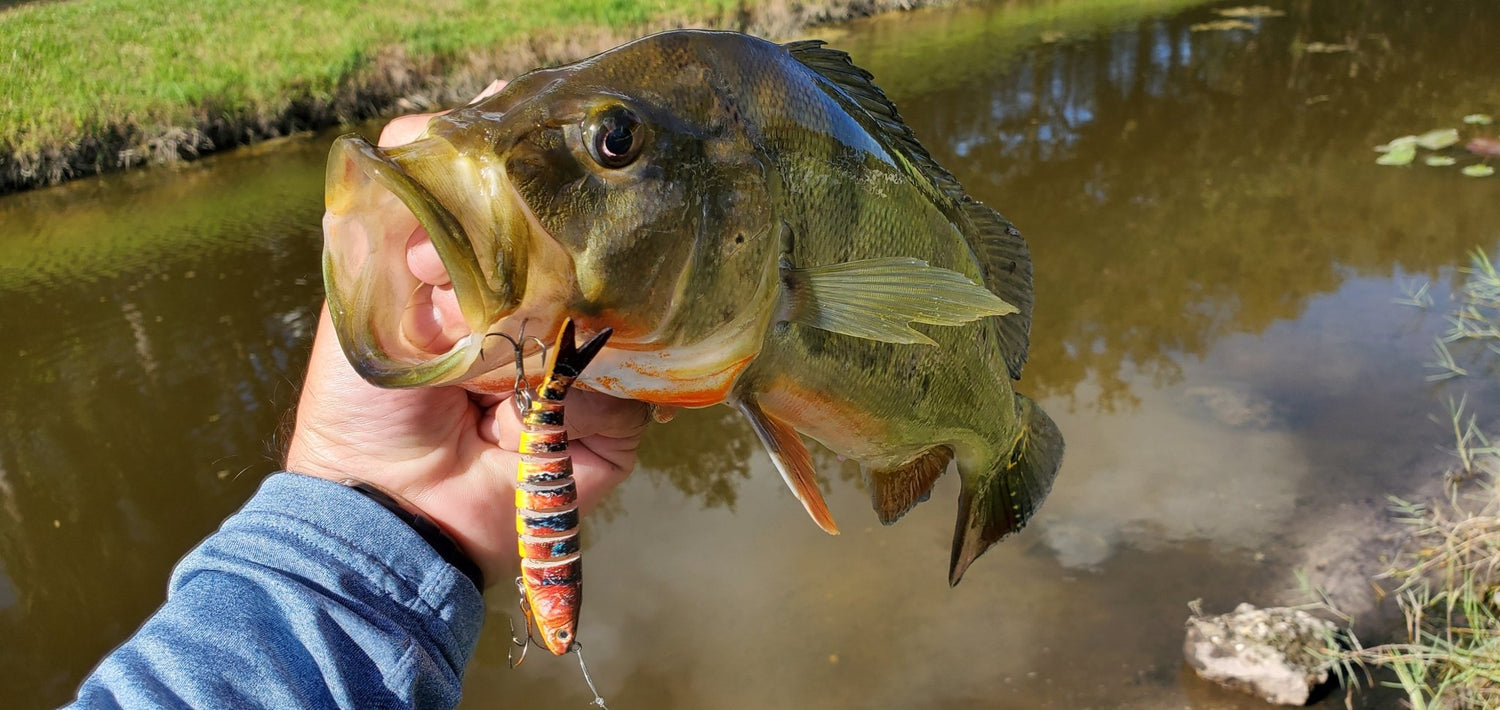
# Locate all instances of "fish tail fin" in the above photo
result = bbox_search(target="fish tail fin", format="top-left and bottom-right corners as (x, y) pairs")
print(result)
(949, 394), (1063, 586)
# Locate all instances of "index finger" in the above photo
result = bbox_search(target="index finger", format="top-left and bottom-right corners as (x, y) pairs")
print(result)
(484, 389), (651, 449)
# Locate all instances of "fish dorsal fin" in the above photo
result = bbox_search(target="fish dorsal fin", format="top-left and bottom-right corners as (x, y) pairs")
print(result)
(736, 397), (839, 535)
(961, 199), (1032, 379)
(784, 40), (966, 200)
(868, 445), (953, 525)
(785, 40), (1034, 379)
(783, 257), (1017, 346)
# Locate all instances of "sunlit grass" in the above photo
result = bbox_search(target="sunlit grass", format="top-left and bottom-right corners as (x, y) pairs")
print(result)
(0, 0), (740, 155)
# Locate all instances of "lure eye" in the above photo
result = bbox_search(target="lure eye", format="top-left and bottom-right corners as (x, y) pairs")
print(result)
(586, 107), (643, 169)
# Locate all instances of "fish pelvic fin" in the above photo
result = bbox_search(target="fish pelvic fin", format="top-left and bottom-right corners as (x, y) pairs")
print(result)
(961, 199), (1033, 380)
(782, 257), (1017, 346)
(736, 397), (839, 535)
(949, 394), (1063, 586)
(868, 445), (953, 525)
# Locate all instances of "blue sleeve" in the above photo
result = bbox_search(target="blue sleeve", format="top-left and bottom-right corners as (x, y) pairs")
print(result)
(66, 473), (486, 709)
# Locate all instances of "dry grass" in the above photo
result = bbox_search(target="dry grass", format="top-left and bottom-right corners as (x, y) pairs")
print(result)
(1320, 252), (1500, 708)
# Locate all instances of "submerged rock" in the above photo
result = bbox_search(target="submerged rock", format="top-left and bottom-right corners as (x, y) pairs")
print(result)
(1184, 603), (1337, 705)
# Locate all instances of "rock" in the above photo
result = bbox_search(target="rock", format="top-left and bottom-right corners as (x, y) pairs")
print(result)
(1183, 603), (1337, 705)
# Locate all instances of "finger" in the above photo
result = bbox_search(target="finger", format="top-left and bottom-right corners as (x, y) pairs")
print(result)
(487, 390), (650, 450)
(564, 390), (652, 439)
(568, 443), (637, 515)
(400, 282), (465, 354)
(378, 113), (440, 148)
(473, 79), (507, 102)
(378, 80), (508, 149)
(405, 227), (450, 286)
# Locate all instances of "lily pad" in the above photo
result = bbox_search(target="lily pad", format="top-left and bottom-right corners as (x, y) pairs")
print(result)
(1424, 155), (1457, 167)
(1463, 114), (1494, 125)
(1462, 164), (1495, 178)
(1375, 135), (1418, 153)
(1376, 144), (1416, 166)
(1415, 128), (1460, 150)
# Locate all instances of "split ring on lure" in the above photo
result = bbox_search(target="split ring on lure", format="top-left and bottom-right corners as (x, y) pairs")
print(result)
(492, 318), (612, 661)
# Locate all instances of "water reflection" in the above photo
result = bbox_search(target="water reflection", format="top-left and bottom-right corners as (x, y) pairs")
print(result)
(842, 0), (1500, 409)
(0, 136), (331, 703)
(2, 0), (1499, 707)
(637, 407), (755, 509)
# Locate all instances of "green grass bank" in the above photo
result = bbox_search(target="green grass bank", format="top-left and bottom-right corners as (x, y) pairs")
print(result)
(0, 0), (941, 194)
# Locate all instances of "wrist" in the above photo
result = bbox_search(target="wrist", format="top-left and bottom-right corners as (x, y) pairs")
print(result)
(336, 479), (486, 592)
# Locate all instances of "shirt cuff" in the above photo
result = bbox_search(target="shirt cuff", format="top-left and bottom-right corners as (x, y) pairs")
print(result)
(176, 472), (487, 673)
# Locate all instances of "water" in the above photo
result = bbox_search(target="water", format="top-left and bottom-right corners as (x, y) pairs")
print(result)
(3, 0), (1499, 707)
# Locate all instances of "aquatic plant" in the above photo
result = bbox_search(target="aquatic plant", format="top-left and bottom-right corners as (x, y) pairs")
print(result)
(1375, 122), (1495, 176)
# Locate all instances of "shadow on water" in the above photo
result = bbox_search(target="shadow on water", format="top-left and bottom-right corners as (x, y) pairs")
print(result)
(2, 0), (1499, 707)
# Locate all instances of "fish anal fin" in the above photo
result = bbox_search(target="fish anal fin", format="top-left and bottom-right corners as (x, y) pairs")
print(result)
(949, 394), (1064, 586)
(737, 398), (839, 535)
(868, 445), (953, 525)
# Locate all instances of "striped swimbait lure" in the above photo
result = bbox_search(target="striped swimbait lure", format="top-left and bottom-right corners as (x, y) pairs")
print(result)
(508, 318), (611, 659)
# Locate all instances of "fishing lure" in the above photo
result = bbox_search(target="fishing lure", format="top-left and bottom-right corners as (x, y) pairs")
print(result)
(497, 318), (611, 671)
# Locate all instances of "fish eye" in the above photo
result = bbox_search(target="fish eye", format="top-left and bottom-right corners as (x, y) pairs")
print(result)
(586, 106), (642, 169)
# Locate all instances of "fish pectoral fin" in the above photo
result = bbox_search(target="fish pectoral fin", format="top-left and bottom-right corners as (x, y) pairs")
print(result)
(950, 394), (1064, 587)
(736, 397), (839, 535)
(782, 257), (1017, 346)
(868, 445), (953, 525)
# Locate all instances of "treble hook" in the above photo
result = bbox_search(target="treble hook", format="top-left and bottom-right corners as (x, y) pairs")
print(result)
(507, 618), (533, 668)
(507, 551), (609, 709)
(481, 321), (549, 416)
(508, 576), (540, 668)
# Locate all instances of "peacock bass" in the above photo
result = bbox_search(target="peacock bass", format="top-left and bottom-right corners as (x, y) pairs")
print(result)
(322, 29), (1064, 586)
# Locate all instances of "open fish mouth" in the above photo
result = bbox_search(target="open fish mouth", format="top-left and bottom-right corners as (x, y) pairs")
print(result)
(322, 133), (523, 387)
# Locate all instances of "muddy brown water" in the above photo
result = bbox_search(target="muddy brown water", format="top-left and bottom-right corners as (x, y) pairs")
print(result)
(4, 0), (1500, 707)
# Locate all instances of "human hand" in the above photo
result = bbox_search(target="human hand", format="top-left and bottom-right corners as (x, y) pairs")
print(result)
(287, 82), (651, 588)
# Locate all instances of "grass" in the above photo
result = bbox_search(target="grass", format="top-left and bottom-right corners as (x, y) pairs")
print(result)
(0, 0), (728, 155)
(0, 0), (1220, 192)
(0, 0), (944, 190)
(1317, 251), (1500, 708)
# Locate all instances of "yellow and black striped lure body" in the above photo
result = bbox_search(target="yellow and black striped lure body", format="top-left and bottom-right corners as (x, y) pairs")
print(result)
(514, 318), (611, 657)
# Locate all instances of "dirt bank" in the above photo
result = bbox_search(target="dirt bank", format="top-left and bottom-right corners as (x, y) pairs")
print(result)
(0, 0), (947, 195)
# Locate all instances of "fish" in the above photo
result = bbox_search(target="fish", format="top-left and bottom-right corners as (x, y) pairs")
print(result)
(322, 29), (1065, 585)
(508, 318), (611, 657)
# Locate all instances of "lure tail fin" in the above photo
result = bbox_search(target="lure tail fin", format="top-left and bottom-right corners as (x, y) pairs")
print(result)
(543, 319), (612, 391)
(949, 394), (1063, 586)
